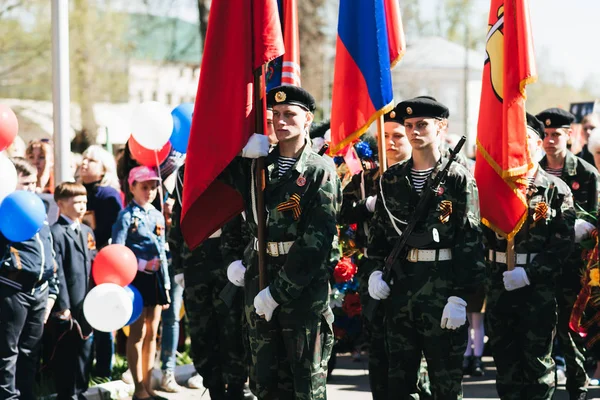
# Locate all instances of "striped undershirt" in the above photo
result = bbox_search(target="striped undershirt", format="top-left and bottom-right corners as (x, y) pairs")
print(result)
(411, 167), (434, 193)
(545, 167), (562, 177)
(278, 156), (296, 177)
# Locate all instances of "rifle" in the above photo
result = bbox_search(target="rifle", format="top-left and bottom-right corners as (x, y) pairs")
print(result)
(218, 140), (332, 313)
(363, 136), (466, 321)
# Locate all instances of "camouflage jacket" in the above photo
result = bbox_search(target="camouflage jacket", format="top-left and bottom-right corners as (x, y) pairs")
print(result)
(366, 156), (486, 300)
(221, 213), (252, 267)
(483, 167), (576, 287)
(339, 167), (380, 249)
(220, 143), (342, 314)
(540, 151), (599, 214)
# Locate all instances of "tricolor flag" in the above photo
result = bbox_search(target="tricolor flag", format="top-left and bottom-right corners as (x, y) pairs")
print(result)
(329, 0), (406, 155)
(181, 0), (284, 249)
(266, 0), (301, 89)
(474, 0), (537, 238)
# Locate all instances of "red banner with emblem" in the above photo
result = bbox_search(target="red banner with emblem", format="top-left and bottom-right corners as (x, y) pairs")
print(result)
(474, 0), (537, 238)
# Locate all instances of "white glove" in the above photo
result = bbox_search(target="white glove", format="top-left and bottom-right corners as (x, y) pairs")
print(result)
(174, 273), (185, 289)
(368, 271), (390, 300)
(227, 260), (246, 287)
(575, 219), (596, 243)
(254, 286), (279, 321)
(241, 133), (270, 158)
(503, 267), (530, 291)
(440, 296), (467, 330)
(365, 195), (377, 213)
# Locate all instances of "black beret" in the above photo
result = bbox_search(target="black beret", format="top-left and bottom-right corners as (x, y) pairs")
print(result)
(309, 120), (330, 139)
(267, 85), (316, 112)
(396, 96), (450, 124)
(383, 106), (402, 124)
(526, 112), (545, 139)
(535, 108), (575, 129)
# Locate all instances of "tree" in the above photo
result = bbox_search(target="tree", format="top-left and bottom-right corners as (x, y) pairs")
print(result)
(197, 0), (209, 53)
(71, 0), (98, 152)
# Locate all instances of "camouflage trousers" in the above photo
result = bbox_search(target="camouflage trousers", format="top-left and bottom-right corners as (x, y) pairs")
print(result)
(555, 288), (588, 396)
(358, 271), (431, 400)
(245, 305), (334, 400)
(486, 284), (557, 400)
(183, 266), (247, 388)
(358, 258), (388, 400)
(384, 269), (466, 399)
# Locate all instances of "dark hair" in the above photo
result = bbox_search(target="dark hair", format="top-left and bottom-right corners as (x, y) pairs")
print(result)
(10, 157), (37, 177)
(54, 182), (87, 202)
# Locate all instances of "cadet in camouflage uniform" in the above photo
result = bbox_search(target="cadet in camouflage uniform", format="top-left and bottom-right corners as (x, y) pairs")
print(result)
(169, 166), (248, 400)
(537, 108), (599, 400)
(366, 97), (486, 399)
(340, 106), (412, 400)
(484, 113), (576, 400)
(220, 85), (341, 400)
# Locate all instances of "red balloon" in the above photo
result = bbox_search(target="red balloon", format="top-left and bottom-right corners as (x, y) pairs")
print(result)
(0, 105), (18, 152)
(92, 244), (138, 287)
(128, 135), (171, 167)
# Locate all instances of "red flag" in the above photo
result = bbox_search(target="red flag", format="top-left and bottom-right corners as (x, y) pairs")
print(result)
(474, 0), (537, 238)
(383, 0), (406, 68)
(181, 0), (284, 249)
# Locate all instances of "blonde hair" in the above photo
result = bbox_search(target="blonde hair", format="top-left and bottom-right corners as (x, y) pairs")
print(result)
(82, 145), (120, 190)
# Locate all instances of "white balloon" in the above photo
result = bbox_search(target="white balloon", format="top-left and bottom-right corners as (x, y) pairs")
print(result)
(83, 283), (133, 332)
(131, 101), (174, 150)
(0, 153), (17, 204)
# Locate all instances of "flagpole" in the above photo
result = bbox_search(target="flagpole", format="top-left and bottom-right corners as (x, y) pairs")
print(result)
(254, 66), (268, 291)
(377, 115), (387, 173)
(506, 237), (515, 271)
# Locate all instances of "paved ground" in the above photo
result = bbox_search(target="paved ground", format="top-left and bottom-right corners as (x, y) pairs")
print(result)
(148, 356), (600, 399)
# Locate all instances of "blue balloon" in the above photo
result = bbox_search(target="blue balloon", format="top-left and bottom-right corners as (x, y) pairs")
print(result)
(170, 103), (194, 153)
(0, 191), (46, 242)
(124, 285), (144, 326)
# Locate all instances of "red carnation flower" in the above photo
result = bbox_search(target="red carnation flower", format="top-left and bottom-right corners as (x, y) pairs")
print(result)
(333, 257), (358, 283)
(342, 292), (362, 318)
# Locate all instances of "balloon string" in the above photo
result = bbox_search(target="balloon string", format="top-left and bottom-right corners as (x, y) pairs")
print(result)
(154, 149), (164, 214)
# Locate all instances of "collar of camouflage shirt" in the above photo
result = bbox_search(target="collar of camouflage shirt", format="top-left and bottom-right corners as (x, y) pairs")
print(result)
(266, 140), (314, 178)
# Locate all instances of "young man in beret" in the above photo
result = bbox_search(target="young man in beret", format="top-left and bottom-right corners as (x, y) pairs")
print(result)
(339, 105), (413, 400)
(365, 96), (486, 399)
(484, 113), (576, 399)
(220, 85), (341, 400)
(536, 108), (600, 400)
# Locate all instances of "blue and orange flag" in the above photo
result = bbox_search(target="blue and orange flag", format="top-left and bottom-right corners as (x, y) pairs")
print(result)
(474, 0), (537, 239)
(266, 0), (301, 89)
(330, 0), (405, 155)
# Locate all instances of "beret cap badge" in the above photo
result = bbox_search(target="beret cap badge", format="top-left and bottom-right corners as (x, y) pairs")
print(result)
(275, 91), (286, 103)
(390, 111), (396, 119)
(406, 107), (413, 115)
(545, 119), (551, 126)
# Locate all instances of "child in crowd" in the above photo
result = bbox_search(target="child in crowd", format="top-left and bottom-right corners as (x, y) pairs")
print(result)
(112, 166), (170, 400)
(49, 182), (97, 399)
(0, 158), (59, 400)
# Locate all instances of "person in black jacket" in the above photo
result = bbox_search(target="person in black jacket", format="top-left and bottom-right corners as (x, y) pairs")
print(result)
(0, 158), (59, 400)
(48, 182), (97, 399)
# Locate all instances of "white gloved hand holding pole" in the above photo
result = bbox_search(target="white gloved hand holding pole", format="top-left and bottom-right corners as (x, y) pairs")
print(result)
(503, 267), (530, 291)
(241, 133), (270, 158)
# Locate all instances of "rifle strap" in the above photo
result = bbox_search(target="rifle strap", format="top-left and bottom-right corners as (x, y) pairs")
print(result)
(379, 175), (408, 236)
